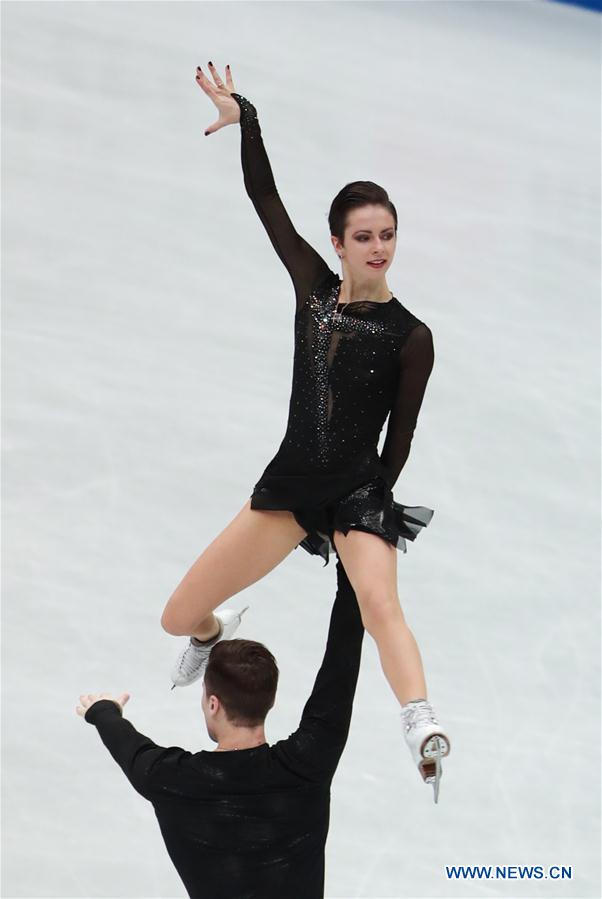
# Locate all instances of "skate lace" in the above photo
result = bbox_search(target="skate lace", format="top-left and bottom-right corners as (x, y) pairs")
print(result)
(177, 641), (210, 676)
(403, 701), (438, 733)
(176, 620), (225, 676)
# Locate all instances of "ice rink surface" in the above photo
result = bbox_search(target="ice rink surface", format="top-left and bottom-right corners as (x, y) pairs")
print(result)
(2, 1), (600, 897)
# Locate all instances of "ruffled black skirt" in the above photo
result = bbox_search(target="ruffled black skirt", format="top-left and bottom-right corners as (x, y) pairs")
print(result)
(287, 476), (434, 566)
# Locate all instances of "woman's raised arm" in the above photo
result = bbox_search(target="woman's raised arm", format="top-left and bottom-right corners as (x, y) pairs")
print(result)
(196, 63), (332, 310)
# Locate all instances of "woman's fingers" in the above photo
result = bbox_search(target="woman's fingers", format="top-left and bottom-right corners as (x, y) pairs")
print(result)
(195, 66), (219, 100)
(197, 62), (235, 97)
(207, 60), (226, 90)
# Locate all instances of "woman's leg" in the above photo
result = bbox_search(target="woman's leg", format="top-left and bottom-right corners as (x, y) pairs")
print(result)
(161, 500), (307, 639)
(332, 528), (427, 705)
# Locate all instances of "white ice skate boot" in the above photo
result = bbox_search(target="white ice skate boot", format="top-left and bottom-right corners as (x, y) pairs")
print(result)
(401, 699), (450, 804)
(170, 607), (249, 690)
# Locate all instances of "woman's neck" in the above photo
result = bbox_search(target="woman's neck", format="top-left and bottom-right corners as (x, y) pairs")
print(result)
(338, 276), (392, 304)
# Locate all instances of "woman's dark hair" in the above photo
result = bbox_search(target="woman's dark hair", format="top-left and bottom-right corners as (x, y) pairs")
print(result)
(204, 638), (279, 727)
(328, 181), (398, 242)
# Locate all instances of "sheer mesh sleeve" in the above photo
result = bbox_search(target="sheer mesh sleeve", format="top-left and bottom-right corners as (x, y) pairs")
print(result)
(230, 93), (333, 310)
(379, 322), (435, 489)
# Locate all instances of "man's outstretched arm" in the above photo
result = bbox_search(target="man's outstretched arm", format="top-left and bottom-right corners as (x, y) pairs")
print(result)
(82, 697), (191, 800)
(275, 557), (365, 781)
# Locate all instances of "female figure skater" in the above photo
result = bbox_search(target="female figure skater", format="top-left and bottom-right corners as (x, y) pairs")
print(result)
(161, 62), (450, 799)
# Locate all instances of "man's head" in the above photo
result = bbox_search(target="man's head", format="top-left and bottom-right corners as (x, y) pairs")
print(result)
(201, 639), (279, 742)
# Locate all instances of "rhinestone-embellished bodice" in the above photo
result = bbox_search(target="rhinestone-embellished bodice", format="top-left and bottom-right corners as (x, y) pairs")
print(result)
(278, 273), (421, 473)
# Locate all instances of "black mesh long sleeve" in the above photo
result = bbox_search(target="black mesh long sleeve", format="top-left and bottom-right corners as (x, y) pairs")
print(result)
(379, 322), (435, 489)
(230, 92), (333, 310)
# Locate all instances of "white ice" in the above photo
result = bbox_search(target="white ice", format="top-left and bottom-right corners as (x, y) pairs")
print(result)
(2, 1), (600, 897)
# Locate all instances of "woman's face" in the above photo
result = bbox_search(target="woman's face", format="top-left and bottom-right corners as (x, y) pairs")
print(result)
(331, 204), (397, 279)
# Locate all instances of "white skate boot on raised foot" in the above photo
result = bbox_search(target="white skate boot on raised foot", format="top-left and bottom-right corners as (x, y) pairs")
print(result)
(401, 699), (450, 804)
(170, 607), (249, 690)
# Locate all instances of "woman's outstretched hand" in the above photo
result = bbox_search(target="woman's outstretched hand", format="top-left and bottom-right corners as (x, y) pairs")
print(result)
(196, 62), (240, 136)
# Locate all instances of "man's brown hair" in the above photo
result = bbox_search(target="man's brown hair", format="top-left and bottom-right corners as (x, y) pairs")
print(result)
(204, 639), (279, 726)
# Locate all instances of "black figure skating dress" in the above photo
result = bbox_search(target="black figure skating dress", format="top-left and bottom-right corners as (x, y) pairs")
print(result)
(231, 93), (435, 565)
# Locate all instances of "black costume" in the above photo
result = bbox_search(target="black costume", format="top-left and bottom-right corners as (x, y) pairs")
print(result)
(231, 93), (435, 564)
(86, 559), (364, 899)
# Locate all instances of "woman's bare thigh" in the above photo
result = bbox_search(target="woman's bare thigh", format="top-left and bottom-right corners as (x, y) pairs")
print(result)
(332, 528), (399, 607)
(161, 500), (308, 634)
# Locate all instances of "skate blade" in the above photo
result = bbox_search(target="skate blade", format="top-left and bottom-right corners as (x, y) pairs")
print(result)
(422, 737), (445, 804)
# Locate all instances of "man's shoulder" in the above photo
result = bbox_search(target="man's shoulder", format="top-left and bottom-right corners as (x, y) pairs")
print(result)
(153, 743), (325, 796)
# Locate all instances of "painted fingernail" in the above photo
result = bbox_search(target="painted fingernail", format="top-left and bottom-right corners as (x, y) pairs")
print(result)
(208, 60), (213, 66)
(226, 64), (230, 69)
(197, 66), (201, 71)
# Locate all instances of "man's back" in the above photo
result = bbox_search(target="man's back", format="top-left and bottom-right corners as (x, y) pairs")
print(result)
(147, 743), (331, 898)
(86, 557), (364, 899)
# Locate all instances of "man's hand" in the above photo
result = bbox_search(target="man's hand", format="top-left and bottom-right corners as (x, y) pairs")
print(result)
(76, 692), (130, 718)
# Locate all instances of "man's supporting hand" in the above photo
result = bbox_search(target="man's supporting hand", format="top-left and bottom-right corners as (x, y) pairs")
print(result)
(76, 692), (130, 718)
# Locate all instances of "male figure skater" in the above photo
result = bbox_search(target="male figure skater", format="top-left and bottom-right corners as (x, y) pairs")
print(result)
(77, 556), (364, 899)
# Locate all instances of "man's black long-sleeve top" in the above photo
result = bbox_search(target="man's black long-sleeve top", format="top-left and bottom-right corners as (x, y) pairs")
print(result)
(85, 558), (364, 899)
